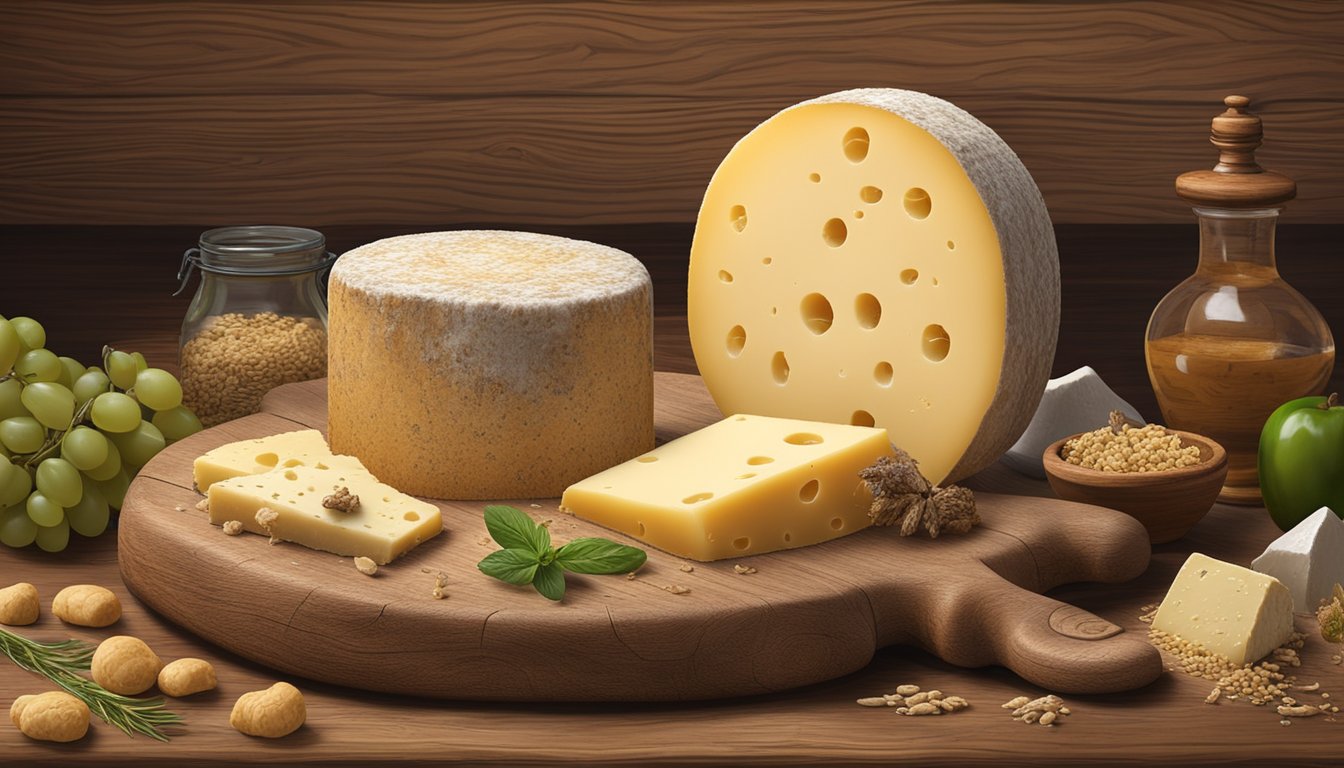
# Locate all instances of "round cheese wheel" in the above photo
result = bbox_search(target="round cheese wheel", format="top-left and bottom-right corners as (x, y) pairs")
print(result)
(688, 89), (1059, 485)
(328, 231), (654, 499)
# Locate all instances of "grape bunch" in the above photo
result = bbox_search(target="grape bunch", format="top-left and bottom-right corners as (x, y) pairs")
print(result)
(0, 315), (203, 552)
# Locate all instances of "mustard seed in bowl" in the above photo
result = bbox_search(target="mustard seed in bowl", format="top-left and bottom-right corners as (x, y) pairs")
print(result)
(1061, 411), (1201, 473)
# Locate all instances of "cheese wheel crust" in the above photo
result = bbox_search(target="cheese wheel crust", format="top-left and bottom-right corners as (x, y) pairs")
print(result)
(328, 230), (654, 499)
(688, 89), (1059, 484)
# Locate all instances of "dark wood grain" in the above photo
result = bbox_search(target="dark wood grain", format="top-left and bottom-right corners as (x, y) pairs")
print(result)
(2, 2), (1342, 225)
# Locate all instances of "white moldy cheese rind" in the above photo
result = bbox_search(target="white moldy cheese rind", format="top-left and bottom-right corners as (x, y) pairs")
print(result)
(1004, 366), (1144, 479)
(192, 429), (369, 491)
(207, 465), (442, 565)
(688, 88), (1059, 485)
(1252, 507), (1344, 612)
(1152, 552), (1294, 666)
(328, 231), (655, 500)
(560, 414), (894, 561)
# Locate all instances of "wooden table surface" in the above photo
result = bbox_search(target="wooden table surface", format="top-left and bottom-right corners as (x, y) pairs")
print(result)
(2, 224), (1344, 766)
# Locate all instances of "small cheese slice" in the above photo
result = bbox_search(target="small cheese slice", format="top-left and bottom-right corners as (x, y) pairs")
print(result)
(560, 414), (894, 561)
(1152, 552), (1294, 666)
(1252, 506), (1344, 612)
(688, 89), (1059, 485)
(193, 429), (369, 491)
(207, 465), (441, 564)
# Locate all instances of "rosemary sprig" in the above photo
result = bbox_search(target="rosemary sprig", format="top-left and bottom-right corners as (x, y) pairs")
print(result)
(0, 627), (182, 741)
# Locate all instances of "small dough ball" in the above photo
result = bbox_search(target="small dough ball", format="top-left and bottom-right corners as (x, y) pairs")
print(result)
(52, 584), (121, 627)
(91, 635), (163, 695)
(230, 681), (306, 738)
(9, 691), (89, 743)
(0, 582), (40, 626)
(157, 658), (218, 697)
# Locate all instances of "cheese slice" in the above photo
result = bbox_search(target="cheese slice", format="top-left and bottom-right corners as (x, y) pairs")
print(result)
(560, 414), (894, 561)
(1252, 506), (1344, 612)
(688, 89), (1059, 485)
(193, 429), (369, 491)
(207, 465), (441, 564)
(1152, 552), (1294, 666)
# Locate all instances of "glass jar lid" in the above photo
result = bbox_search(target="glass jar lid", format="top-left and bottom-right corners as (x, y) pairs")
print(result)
(176, 225), (337, 294)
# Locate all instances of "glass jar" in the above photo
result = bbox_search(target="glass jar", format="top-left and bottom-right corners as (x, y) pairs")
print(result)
(1145, 97), (1335, 505)
(175, 226), (337, 427)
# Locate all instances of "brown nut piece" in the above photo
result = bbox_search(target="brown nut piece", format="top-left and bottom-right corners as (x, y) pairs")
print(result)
(230, 682), (306, 738)
(0, 582), (40, 626)
(9, 691), (90, 743)
(157, 658), (218, 697)
(91, 636), (163, 695)
(52, 584), (121, 627)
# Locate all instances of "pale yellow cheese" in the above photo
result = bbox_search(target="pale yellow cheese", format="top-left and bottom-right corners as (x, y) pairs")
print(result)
(192, 429), (368, 491)
(328, 231), (654, 500)
(207, 465), (441, 565)
(1152, 552), (1294, 666)
(560, 414), (894, 561)
(688, 89), (1059, 485)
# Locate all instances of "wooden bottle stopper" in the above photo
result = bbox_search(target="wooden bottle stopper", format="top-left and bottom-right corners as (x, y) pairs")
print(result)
(1175, 95), (1296, 208)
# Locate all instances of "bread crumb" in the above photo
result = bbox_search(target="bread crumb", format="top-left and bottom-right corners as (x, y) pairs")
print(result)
(733, 564), (757, 575)
(222, 520), (244, 536)
(354, 557), (378, 576)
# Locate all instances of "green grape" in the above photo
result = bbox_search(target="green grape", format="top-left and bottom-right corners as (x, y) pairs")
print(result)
(98, 469), (130, 510)
(35, 457), (82, 508)
(0, 504), (38, 548)
(84, 440), (122, 482)
(0, 416), (46, 454)
(66, 476), (109, 538)
(72, 368), (111, 406)
(8, 317), (45, 353)
(25, 491), (65, 527)
(0, 319), (19, 372)
(151, 405), (203, 442)
(132, 352), (148, 371)
(20, 381), (75, 430)
(56, 356), (85, 389)
(61, 426), (109, 471)
(108, 420), (166, 467)
(90, 392), (141, 433)
(106, 350), (138, 390)
(0, 378), (26, 420)
(14, 348), (61, 382)
(33, 516), (69, 553)
(0, 462), (32, 507)
(132, 367), (183, 411)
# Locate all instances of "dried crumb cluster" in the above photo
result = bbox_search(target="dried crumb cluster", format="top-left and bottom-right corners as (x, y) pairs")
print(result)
(1062, 413), (1200, 473)
(855, 684), (969, 716)
(180, 312), (327, 427)
(1003, 694), (1070, 725)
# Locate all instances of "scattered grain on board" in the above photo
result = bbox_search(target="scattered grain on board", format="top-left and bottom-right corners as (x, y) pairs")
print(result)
(855, 685), (969, 716)
(733, 564), (757, 575)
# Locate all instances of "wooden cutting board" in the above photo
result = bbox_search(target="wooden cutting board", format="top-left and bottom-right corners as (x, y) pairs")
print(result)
(118, 373), (1161, 701)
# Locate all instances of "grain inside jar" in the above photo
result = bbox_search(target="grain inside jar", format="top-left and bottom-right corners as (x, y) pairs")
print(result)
(181, 312), (327, 426)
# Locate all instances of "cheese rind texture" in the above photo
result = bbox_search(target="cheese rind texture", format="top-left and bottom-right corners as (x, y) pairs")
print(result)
(192, 429), (369, 491)
(207, 465), (442, 565)
(1252, 506), (1344, 612)
(560, 414), (894, 561)
(327, 231), (655, 500)
(688, 89), (1059, 485)
(1152, 552), (1294, 666)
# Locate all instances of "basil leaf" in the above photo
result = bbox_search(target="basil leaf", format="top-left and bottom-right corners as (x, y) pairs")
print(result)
(554, 537), (647, 574)
(483, 505), (549, 556)
(532, 562), (566, 602)
(477, 548), (540, 585)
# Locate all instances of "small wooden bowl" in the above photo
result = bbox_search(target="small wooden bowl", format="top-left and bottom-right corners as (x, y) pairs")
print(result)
(1042, 430), (1228, 545)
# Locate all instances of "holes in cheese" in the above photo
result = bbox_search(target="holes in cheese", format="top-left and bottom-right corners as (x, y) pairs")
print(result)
(726, 325), (747, 357)
(718, 269), (734, 283)
(561, 414), (894, 560)
(730, 205), (748, 232)
(799, 293), (834, 335)
(688, 88), (1059, 484)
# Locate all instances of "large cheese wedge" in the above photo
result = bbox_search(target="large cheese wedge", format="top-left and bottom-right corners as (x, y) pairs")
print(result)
(192, 429), (369, 491)
(207, 465), (441, 564)
(688, 89), (1059, 484)
(328, 231), (655, 500)
(560, 414), (894, 561)
(1152, 552), (1294, 666)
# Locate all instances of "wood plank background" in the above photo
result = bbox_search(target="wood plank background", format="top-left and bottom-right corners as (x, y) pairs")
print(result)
(2, 1), (1342, 226)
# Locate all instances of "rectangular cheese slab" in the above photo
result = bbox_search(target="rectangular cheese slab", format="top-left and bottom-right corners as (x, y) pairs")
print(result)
(207, 465), (441, 564)
(1152, 552), (1294, 666)
(193, 429), (370, 491)
(560, 414), (894, 561)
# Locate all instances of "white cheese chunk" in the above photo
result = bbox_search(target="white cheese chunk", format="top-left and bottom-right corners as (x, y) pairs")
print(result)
(1004, 366), (1143, 479)
(1252, 507), (1344, 612)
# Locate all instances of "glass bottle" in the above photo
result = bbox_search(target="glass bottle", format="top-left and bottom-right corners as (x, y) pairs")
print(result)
(1146, 96), (1334, 505)
(175, 226), (337, 427)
